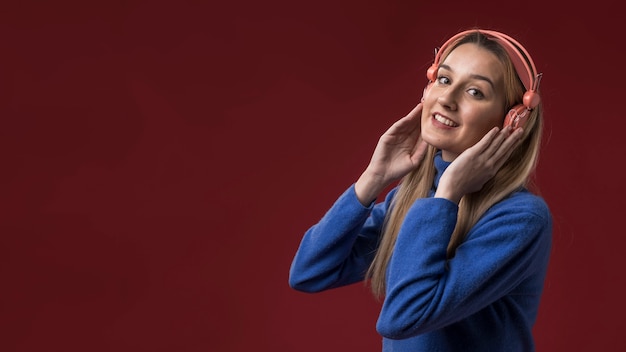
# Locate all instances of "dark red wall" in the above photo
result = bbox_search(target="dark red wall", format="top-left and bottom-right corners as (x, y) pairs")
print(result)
(1, 1), (623, 351)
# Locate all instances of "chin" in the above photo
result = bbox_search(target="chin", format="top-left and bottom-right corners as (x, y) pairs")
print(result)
(421, 132), (463, 159)
(420, 129), (444, 150)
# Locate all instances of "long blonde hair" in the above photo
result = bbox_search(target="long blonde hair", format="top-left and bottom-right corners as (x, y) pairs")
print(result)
(367, 31), (545, 299)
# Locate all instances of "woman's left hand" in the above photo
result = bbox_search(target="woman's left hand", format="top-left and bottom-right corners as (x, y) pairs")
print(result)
(435, 126), (524, 204)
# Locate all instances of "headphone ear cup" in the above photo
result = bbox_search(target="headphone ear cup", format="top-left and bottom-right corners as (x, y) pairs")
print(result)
(523, 90), (540, 109)
(426, 64), (438, 82)
(504, 104), (530, 130)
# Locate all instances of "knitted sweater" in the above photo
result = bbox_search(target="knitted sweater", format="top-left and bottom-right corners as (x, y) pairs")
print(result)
(289, 152), (552, 351)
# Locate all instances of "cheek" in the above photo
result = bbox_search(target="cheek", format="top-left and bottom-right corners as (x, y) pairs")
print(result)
(488, 111), (506, 129)
(419, 111), (441, 146)
(420, 95), (436, 121)
(461, 110), (503, 144)
(420, 108), (429, 124)
(468, 107), (505, 130)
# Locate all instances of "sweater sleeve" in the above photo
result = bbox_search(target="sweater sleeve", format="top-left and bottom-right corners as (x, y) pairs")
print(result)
(376, 192), (552, 339)
(288, 184), (395, 293)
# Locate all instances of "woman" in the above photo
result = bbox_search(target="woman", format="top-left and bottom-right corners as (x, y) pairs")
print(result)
(289, 29), (552, 351)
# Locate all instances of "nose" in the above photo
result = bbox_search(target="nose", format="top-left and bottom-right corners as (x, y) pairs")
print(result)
(436, 88), (458, 111)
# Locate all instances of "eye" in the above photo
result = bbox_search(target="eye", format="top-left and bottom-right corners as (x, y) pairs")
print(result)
(436, 76), (450, 85)
(468, 88), (485, 99)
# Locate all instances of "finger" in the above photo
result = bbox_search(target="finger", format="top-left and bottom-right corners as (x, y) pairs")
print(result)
(493, 128), (524, 167)
(468, 126), (500, 155)
(388, 104), (422, 134)
(405, 102), (423, 118)
(410, 138), (429, 164)
(482, 125), (513, 158)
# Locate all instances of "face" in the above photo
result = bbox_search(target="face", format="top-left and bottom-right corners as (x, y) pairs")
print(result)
(421, 43), (507, 161)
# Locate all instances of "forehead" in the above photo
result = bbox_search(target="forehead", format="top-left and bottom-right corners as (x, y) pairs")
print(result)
(441, 43), (505, 83)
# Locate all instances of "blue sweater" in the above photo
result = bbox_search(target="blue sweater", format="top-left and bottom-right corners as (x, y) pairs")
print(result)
(289, 153), (552, 351)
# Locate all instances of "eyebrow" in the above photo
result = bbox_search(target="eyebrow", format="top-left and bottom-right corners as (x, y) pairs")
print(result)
(438, 64), (496, 90)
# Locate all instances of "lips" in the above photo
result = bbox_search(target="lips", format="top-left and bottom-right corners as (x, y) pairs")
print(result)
(433, 113), (459, 127)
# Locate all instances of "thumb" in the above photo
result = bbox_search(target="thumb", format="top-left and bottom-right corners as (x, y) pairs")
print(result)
(410, 138), (429, 164)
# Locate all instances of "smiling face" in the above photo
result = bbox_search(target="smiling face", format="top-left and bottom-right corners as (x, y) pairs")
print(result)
(421, 43), (507, 161)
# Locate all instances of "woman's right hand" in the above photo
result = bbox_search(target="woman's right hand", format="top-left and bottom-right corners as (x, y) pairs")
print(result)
(355, 103), (429, 205)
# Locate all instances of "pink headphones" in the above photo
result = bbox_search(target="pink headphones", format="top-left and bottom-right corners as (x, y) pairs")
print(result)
(426, 29), (543, 129)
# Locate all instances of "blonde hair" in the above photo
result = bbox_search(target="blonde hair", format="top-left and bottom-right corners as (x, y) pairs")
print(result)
(367, 31), (545, 299)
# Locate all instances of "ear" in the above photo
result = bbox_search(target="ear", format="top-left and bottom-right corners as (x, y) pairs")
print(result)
(421, 82), (433, 102)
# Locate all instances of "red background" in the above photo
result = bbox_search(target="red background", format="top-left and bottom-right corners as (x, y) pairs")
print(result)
(1, 1), (623, 351)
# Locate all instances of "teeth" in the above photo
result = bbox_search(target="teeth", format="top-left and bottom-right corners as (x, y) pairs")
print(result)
(434, 114), (458, 127)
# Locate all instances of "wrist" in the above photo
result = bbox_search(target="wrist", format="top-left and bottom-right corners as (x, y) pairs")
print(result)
(355, 171), (387, 206)
(434, 185), (462, 205)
